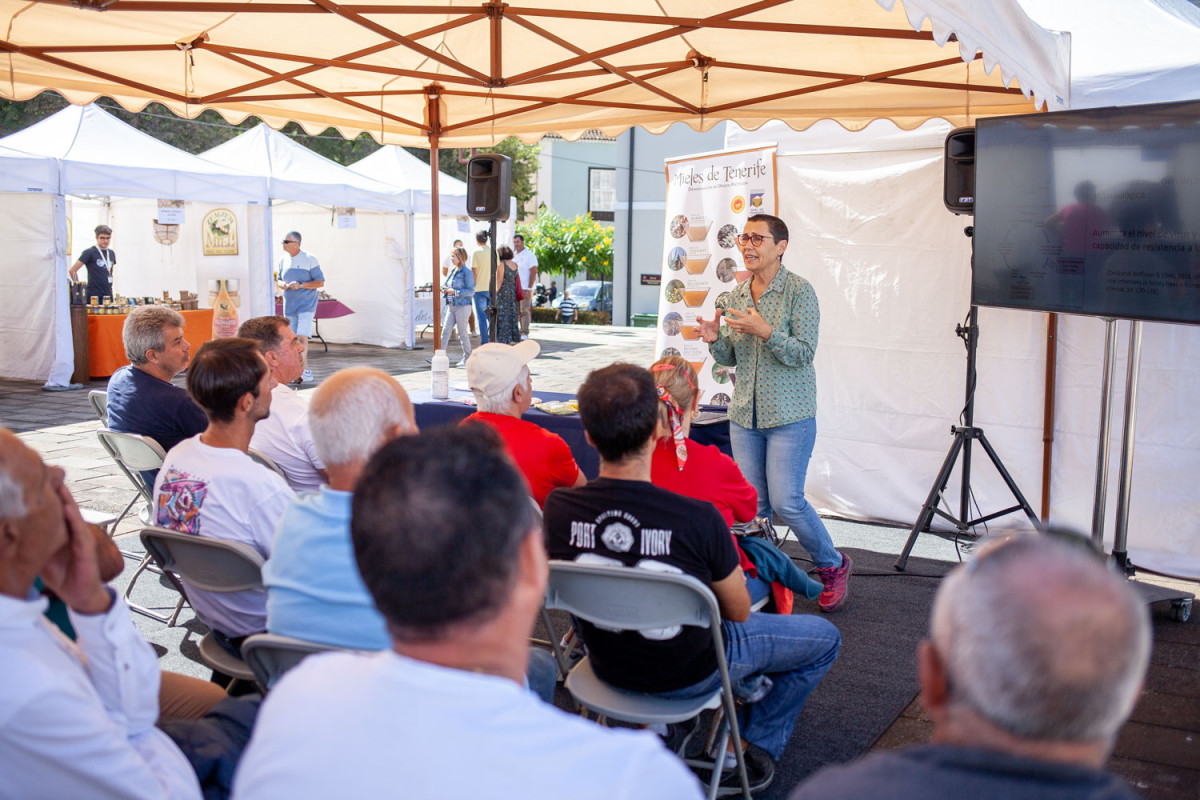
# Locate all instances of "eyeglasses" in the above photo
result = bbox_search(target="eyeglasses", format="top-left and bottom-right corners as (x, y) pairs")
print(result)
(282, 240), (297, 245)
(736, 233), (776, 246)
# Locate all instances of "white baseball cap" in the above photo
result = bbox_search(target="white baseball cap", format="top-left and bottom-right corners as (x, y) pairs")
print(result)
(466, 340), (540, 397)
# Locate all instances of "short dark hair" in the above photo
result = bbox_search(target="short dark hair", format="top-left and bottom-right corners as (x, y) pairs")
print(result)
(513, 234), (524, 242)
(94, 225), (112, 237)
(476, 230), (489, 244)
(186, 338), (267, 424)
(747, 213), (789, 243)
(237, 315), (289, 354)
(577, 363), (658, 463)
(352, 426), (535, 642)
(497, 245), (514, 261)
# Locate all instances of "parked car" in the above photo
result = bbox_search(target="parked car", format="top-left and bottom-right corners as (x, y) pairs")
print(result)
(551, 280), (612, 313)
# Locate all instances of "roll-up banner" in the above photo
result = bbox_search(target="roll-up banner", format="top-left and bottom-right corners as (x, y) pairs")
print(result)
(654, 145), (778, 405)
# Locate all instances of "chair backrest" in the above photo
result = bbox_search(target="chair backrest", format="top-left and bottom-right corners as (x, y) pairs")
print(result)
(140, 526), (265, 593)
(88, 390), (108, 425)
(545, 560), (718, 634)
(97, 429), (166, 473)
(241, 633), (353, 689)
(247, 447), (288, 481)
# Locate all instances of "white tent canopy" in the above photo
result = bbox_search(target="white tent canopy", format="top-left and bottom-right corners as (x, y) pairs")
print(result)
(0, 105), (267, 203)
(349, 145), (468, 216)
(0, 143), (58, 194)
(0, 104), (269, 385)
(200, 126), (410, 212)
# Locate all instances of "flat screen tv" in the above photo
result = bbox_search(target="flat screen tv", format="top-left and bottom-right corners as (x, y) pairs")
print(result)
(973, 100), (1200, 325)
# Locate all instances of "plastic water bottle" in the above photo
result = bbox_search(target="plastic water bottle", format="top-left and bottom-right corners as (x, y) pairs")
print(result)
(431, 349), (450, 399)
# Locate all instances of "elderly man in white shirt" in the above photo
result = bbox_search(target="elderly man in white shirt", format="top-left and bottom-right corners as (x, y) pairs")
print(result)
(0, 427), (202, 800)
(238, 315), (328, 493)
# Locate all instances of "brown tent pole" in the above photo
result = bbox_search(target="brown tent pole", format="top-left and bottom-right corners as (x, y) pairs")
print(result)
(1041, 312), (1058, 520)
(427, 84), (443, 349)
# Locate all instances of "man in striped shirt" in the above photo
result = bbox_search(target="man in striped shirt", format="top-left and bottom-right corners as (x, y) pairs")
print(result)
(556, 291), (578, 324)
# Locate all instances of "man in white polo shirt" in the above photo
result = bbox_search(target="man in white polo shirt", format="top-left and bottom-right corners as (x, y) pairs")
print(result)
(512, 233), (538, 338)
(239, 316), (327, 493)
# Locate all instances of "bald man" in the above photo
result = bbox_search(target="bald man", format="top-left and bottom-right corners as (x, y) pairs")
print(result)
(264, 368), (417, 649)
(792, 533), (1150, 800)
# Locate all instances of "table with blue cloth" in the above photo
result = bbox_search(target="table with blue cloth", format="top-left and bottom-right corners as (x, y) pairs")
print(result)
(409, 388), (730, 479)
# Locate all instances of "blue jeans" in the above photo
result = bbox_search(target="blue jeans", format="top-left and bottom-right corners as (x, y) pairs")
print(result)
(657, 612), (840, 760)
(730, 418), (841, 569)
(473, 291), (491, 344)
(526, 647), (559, 704)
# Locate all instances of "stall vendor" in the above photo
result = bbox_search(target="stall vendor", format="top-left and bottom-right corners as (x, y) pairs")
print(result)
(69, 225), (116, 302)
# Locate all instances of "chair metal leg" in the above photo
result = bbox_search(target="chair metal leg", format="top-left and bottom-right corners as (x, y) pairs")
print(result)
(124, 553), (187, 626)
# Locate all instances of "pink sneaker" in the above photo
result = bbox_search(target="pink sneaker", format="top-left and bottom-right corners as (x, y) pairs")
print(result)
(815, 553), (853, 612)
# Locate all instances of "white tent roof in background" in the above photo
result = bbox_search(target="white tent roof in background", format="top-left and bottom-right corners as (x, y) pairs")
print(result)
(1017, 0), (1200, 109)
(0, 143), (57, 194)
(0, 104), (267, 203)
(200, 126), (412, 213)
(349, 146), (468, 216)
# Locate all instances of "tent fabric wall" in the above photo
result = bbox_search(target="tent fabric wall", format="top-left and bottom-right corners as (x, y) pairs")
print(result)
(741, 123), (1048, 534)
(0, 193), (61, 381)
(728, 117), (1200, 578)
(268, 203), (411, 348)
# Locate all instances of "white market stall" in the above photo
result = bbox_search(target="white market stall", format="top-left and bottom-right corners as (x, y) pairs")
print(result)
(0, 104), (268, 385)
(200, 127), (428, 348)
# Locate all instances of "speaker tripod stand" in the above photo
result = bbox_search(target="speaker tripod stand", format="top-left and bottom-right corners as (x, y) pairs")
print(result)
(895, 304), (1040, 571)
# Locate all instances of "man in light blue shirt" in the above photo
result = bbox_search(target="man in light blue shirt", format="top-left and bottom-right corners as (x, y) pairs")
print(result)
(277, 231), (325, 384)
(264, 367), (415, 649)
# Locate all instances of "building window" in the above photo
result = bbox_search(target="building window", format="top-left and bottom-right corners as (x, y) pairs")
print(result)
(589, 168), (616, 222)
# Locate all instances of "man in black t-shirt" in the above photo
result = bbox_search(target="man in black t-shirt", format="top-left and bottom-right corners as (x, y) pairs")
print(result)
(544, 363), (842, 792)
(69, 224), (116, 301)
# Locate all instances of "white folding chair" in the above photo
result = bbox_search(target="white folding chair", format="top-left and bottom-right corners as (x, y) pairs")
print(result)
(95, 429), (185, 624)
(140, 526), (265, 689)
(545, 561), (752, 800)
(247, 447), (288, 481)
(88, 390), (108, 425)
(241, 633), (357, 690)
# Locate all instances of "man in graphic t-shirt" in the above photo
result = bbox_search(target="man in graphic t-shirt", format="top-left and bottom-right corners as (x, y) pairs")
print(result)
(277, 231), (325, 384)
(69, 224), (116, 301)
(154, 338), (294, 657)
(543, 363), (841, 793)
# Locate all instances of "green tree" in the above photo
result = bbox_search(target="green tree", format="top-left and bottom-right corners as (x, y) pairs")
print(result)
(517, 209), (613, 281)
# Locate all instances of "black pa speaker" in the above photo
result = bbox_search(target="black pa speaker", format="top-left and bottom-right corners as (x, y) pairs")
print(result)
(466, 154), (512, 221)
(944, 128), (975, 215)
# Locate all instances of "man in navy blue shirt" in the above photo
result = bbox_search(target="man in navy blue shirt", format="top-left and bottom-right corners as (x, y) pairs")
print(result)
(68, 225), (116, 302)
(107, 306), (207, 484)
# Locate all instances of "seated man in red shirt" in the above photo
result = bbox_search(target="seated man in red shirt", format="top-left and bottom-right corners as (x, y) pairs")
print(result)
(463, 341), (586, 506)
